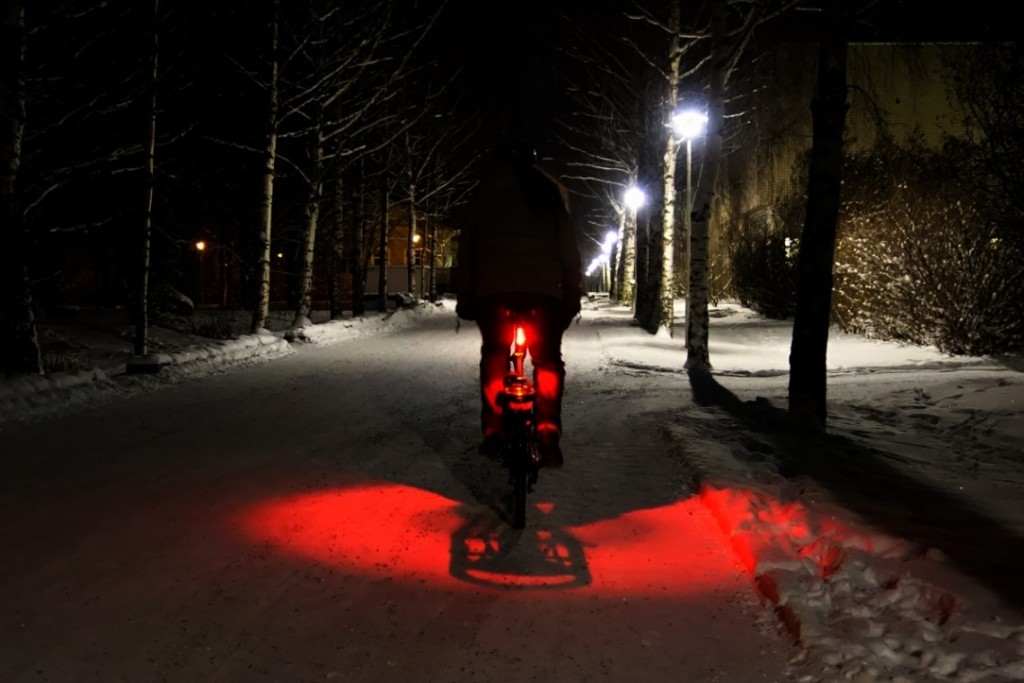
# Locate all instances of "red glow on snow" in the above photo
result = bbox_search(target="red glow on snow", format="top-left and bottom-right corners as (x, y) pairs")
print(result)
(239, 482), (760, 596)
(241, 484), (463, 584)
(240, 482), (862, 596)
(699, 485), (868, 580)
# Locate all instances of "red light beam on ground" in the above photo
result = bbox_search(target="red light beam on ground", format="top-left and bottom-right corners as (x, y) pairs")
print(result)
(238, 483), (774, 597)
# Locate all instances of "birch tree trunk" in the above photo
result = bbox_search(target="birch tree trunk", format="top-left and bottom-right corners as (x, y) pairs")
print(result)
(425, 199), (436, 301)
(293, 106), (324, 327)
(655, 1), (682, 336)
(351, 168), (366, 316)
(406, 181), (417, 299)
(251, 0), (279, 334)
(619, 207), (638, 309)
(789, 0), (848, 429)
(133, 0), (159, 359)
(658, 134), (679, 335)
(328, 172), (345, 319)
(685, 0), (727, 374)
(606, 208), (622, 301)
(0, 0), (42, 376)
(376, 178), (389, 312)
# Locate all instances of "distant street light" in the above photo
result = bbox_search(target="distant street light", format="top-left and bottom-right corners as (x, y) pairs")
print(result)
(671, 108), (707, 346)
(195, 240), (207, 306)
(585, 230), (619, 294)
(600, 229), (617, 292)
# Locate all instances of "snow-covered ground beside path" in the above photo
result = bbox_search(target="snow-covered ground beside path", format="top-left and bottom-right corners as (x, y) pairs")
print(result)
(0, 305), (441, 427)
(586, 301), (1024, 682)
(2, 296), (1023, 682)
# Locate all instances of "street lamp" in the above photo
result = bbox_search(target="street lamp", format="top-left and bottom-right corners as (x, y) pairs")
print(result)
(195, 240), (207, 307)
(624, 185), (645, 213)
(670, 109), (707, 345)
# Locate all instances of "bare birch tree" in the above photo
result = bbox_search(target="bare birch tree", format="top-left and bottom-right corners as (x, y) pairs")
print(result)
(250, 0), (280, 333)
(614, 2), (706, 334)
(275, 1), (450, 326)
(683, 0), (790, 374)
(398, 84), (478, 301)
(0, 0), (42, 376)
(131, 0), (160, 361)
(655, 1), (684, 337)
(288, 1), (396, 328)
(553, 2), (652, 308)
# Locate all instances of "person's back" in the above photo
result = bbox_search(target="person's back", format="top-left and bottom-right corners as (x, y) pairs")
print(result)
(455, 141), (583, 468)
(456, 145), (577, 304)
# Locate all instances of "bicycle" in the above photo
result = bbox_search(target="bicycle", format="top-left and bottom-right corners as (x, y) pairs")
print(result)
(498, 307), (542, 529)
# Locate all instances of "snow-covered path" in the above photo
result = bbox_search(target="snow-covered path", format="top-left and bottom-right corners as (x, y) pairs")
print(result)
(0, 310), (794, 682)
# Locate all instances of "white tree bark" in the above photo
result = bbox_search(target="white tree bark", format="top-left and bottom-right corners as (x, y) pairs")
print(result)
(656, 1), (682, 336)
(620, 207), (638, 310)
(658, 134), (678, 335)
(134, 0), (159, 358)
(293, 113), (324, 327)
(251, 0), (279, 334)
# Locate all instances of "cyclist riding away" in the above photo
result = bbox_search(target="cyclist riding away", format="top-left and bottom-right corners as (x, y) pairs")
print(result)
(454, 139), (584, 469)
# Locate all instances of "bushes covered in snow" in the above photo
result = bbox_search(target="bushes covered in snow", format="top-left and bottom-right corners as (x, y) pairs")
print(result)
(728, 143), (1024, 355)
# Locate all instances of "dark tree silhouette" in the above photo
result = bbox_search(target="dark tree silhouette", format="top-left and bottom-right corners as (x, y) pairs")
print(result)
(788, 0), (849, 429)
(0, 0), (42, 376)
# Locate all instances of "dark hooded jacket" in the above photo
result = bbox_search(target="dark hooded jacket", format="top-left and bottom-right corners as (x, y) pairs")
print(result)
(454, 155), (583, 321)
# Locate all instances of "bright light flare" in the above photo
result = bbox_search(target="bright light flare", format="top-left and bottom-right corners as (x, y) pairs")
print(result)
(586, 230), (620, 276)
(624, 186), (645, 212)
(195, 240), (206, 252)
(601, 230), (618, 254)
(671, 109), (708, 140)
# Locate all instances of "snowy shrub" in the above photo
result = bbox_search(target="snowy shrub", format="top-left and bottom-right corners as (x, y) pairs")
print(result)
(834, 146), (1024, 355)
(730, 207), (798, 319)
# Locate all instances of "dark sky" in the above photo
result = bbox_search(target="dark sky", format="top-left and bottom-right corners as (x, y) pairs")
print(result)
(777, 1), (1023, 42)
(428, 0), (566, 148)
(426, 0), (1020, 151)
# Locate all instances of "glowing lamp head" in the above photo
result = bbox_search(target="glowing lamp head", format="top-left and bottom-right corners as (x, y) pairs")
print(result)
(670, 110), (708, 140)
(624, 186), (645, 212)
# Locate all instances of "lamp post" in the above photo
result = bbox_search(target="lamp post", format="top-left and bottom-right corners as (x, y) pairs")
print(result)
(195, 240), (206, 307)
(412, 232), (421, 295)
(670, 109), (707, 346)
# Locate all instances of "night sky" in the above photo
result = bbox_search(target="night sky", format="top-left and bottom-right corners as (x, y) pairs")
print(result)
(427, 0), (568, 150)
